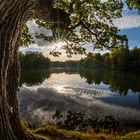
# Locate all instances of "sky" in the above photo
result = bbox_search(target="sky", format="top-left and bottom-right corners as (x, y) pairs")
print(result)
(20, 3), (140, 61)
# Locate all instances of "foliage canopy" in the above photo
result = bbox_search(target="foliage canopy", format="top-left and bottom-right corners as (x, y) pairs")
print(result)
(22, 0), (127, 57)
(127, 0), (140, 11)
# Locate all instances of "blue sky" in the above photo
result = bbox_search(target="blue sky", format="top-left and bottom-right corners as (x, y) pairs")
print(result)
(121, 27), (140, 49)
(20, 3), (140, 61)
(115, 5), (140, 49)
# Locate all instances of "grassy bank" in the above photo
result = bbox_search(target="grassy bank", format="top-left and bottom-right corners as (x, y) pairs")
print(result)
(20, 118), (140, 140)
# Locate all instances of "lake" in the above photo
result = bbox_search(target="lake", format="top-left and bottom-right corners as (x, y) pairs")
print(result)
(18, 68), (140, 129)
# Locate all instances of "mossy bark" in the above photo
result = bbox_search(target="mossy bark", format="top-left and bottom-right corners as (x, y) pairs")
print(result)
(0, 0), (36, 139)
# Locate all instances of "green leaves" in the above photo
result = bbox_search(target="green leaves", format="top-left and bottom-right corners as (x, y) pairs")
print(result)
(127, 0), (140, 10)
(23, 0), (126, 56)
(21, 24), (34, 47)
(55, 0), (124, 49)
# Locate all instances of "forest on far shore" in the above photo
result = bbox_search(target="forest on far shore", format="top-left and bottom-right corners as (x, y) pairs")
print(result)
(20, 46), (140, 72)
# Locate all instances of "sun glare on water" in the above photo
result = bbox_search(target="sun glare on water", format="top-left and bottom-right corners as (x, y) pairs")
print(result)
(55, 85), (64, 93)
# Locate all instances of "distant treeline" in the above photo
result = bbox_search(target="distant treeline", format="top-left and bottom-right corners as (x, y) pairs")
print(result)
(20, 47), (140, 71)
(79, 47), (140, 71)
(20, 52), (50, 69)
(19, 52), (79, 69)
(51, 60), (79, 68)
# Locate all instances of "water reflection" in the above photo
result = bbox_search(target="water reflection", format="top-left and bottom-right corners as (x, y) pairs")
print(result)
(79, 69), (140, 95)
(21, 68), (140, 96)
(21, 68), (78, 86)
(18, 68), (140, 128)
(21, 70), (51, 86)
(18, 84), (140, 128)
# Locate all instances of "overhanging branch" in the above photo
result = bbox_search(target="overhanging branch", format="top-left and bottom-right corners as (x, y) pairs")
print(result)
(68, 21), (110, 48)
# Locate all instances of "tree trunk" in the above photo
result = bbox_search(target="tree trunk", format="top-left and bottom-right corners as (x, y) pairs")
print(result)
(0, 0), (36, 139)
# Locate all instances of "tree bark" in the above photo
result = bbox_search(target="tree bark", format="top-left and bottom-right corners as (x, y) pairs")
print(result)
(0, 0), (36, 139)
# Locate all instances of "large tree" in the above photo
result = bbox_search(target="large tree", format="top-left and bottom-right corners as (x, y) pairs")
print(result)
(0, 0), (125, 139)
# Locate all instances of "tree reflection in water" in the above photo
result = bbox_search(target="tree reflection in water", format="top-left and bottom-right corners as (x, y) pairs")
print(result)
(18, 68), (140, 129)
(79, 69), (140, 96)
(20, 68), (140, 102)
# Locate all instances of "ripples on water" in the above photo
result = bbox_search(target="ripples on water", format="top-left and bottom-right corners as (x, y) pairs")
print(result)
(18, 69), (140, 129)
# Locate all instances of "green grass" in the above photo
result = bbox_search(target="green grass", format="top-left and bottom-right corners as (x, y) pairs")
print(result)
(31, 125), (140, 140)
(31, 125), (113, 140)
(20, 117), (30, 130)
(20, 118), (140, 140)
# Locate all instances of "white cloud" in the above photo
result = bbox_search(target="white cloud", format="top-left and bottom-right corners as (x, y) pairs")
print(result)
(113, 15), (140, 29)
(27, 20), (52, 36)
(101, 1), (140, 29)
(113, 1), (140, 29)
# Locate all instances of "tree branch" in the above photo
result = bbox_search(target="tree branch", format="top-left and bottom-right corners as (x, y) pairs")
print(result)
(68, 21), (109, 48)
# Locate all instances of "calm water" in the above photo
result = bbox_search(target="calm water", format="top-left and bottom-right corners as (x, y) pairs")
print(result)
(18, 68), (140, 128)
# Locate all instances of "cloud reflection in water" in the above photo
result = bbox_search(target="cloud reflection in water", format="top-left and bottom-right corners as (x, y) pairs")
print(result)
(18, 84), (140, 127)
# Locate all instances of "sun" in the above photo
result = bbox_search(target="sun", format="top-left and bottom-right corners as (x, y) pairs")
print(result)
(55, 85), (64, 93)
(49, 40), (66, 49)
(53, 40), (66, 49)
(42, 40), (67, 58)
